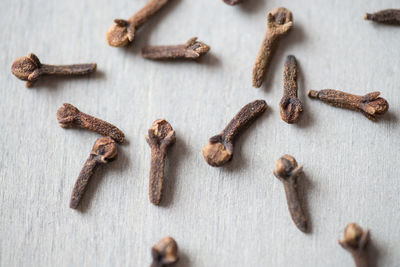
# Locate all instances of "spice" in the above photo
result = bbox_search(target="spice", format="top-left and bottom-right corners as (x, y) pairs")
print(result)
(364, 9), (400, 25)
(106, 0), (170, 47)
(280, 55), (303, 124)
(308, 89), (389, 121)
(11, 53), (96, 87)
(70, 137), (117, 209)
(252, 7), (293, 88)
(146, 119), (176, 205)
(223, 0), (243, 5)
(339, 223), (370, 267)
(142, 37), (210, 60)
(57, 103), (125, 143)
(273, 155), (308, 233)
(151, 236), (179, 267)
(202, 100), (267, 167)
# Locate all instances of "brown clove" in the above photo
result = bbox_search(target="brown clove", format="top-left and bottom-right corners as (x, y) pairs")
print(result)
(223, 0), (243, 6)
(142, 37), (210, 60)
(70, 137), (117, 209)
(106, 0), (170, 47)
(308, 89), (389, 121)
(151, 236), (179, 267)
(202, 100), (267, 167)
(339, 223), (370, 267)
(146, 119), (176, 205)
(252, 7), (293, 88)
(57, 103), (125, 143)
(280, 55), (303, 124)
(11, 53), (96, 87)
(364, 9), (400, 25)
(273, 155), (308, 233)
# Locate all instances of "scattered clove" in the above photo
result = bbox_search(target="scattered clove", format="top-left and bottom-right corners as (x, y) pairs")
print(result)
(151, 236), (179, 267)
(339, 223), (370, 267)
(308, 89), (389, 121)
(146, 119), (176, 205)
(280, 55), (303, 124)
(202, 100), (267, 167)
(57, 103), (125, 143)
(70, 137), (117, 209)
(11, 53), (96, 87)
(273, 155), (308, 233)
(364, 9), (400, 25)
(252, 7), (293, 88)
(223, 0), (243, 6)
(106, 0), (170, 47)
(142, 37), (210, 60)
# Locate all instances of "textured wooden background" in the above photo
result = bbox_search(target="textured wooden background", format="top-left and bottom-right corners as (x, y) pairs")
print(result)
(1, 0), (399, 266)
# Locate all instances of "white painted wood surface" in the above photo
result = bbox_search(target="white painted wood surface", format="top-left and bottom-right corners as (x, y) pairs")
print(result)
(1, 0), (399, 266)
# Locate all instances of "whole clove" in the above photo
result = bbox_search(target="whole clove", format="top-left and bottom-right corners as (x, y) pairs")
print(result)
(70, 137), (117, 209)
(280, 55), (303, 124)
(151, 236), (179, 267)
(57, 103), (125, 143)
(252, 7), (293, 88)
(308, 89), (389, 121)
(339, 223), (370, 267)
(106, 0), (170, 47)
(202, 100), (267, 167)
(142, 37), (210, 60)
(223, 0), (243, 6)
(273, 155), (308, 233)
(364, 9), (400, 25)
(11, 53), (96, 87)
(146, 119), (176, 205)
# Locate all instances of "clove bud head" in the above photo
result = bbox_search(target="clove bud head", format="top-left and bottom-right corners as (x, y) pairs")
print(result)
(361, 93), (389, 115)
(274, 154), (302, 180)
(11, 53), (41, 81)
(56, 103), (81, 128)
(152, 236), (179, 266)
(106, 19), (135, 47)
(339, 223), (369, 250)
(202, 138), (232, 167)
(184, 37), (211, 59)
(146, 119), (176, 149)
(92, 137), (117, 163)
(268, 7), (293, 34)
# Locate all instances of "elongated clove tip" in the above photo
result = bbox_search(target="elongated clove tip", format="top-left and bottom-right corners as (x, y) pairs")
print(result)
(307, 90), (319, 98)
(297, 219), (308, 233)
(223, 0), (243, 5)
(364, 13), (371, 20)
(286, 55), (297, 64)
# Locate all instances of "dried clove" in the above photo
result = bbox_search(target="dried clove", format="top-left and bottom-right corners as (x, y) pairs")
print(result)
(151, 236), (179, 267)
(308, 89), (389, 121)
(57, 103), (125, 143)
(339, 223), (370, 267)
(146, 119), (176, 205)
(70, 137), (117, 209)
(252, 7), (293, 88)
(273, 155), (308, 233)
(202, 100), (267, 167)
(280, 55), (303, 124)
(364, 9), (400, 25)
(223, 0), (243, 6)
(11, 53), (96, 87)
(142, 37), (210, 60)
(106, 0), (170, 47)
